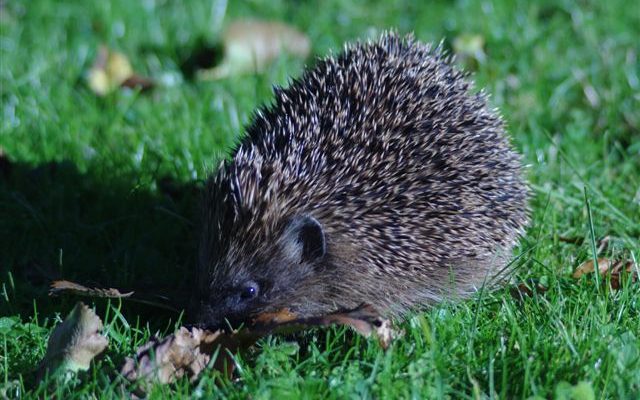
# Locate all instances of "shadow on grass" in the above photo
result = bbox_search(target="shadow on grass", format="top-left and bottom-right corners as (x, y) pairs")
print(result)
(0, 158), (202, 327)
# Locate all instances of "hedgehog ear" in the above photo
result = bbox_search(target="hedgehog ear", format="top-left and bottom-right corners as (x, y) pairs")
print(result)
(286, 215), (326, 263)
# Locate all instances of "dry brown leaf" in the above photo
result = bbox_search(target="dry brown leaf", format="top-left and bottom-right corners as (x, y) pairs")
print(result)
(121, 326), (258, 392)
(37, 302), (108, 378)
(573, 258), (613, 278)
(87, 46), (154, 95)
(198, 20), (310, 80)
(49, 279), (183, 312)
(251, 308), (297, 324)
(50, 280), (134, 298)
(263, 304), (396, 349)
(573, 257), (638, 289)
(120, 304), (395, 393)
(120, 327), (241, 393)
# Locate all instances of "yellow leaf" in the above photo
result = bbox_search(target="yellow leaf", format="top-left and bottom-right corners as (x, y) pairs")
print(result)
(86, 46), (153, 95)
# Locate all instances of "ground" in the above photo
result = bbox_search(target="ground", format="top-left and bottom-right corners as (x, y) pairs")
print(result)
(1, 0), (639, 398)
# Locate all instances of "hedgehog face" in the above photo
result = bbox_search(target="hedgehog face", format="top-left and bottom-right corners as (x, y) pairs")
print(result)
(197, 215), (327, 329)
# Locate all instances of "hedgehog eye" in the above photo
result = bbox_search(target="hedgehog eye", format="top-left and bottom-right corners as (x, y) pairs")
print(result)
(239, 281), (259, 301)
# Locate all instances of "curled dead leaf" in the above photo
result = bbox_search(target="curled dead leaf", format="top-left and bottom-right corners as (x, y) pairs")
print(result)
(251, 304), (398, 349)
(276, 304), (397, 349)
(50, 280), (134, 298)
(573, 257), (638, 289)
(120, 326), (256, 393)
(198, 20), (310, 80)
(49, 279), (182, 312)
(37, 302), (108, 378)
(573, 258), (611, 278)
(120, 327), (241, 393)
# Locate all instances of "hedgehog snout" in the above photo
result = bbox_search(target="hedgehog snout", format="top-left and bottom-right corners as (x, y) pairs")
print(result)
(194, 280), (262, 329)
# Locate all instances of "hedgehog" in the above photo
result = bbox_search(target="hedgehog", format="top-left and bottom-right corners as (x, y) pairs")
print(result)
(195, 33), (528, 328)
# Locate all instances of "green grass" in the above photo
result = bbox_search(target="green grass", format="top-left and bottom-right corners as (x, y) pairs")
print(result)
(1, 0), (639, 398)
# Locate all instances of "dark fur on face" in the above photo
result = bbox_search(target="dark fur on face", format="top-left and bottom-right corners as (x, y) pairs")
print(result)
(196, 33), (529, 328)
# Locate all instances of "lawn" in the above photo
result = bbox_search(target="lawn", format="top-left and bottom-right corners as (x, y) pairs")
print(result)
(1, 0), (639, 398)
